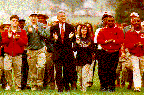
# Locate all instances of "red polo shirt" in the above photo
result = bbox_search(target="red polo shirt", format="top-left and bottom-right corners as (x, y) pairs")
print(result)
(97, 26), (124, 52)
(125, 30), (144, 57)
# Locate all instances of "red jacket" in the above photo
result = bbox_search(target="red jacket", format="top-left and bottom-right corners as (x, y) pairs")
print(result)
(97, 26), (124, 52)
(125, 30), (144, 57)
(2, 28), (28, 56)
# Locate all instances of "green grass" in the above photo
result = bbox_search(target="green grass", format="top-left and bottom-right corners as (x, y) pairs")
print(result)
(0, 64), (144, 95)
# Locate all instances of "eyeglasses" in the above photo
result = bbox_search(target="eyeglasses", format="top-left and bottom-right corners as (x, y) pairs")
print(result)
(107, 20), (114, 22)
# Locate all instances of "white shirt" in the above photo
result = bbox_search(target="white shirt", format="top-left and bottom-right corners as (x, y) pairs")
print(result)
(12, 30), (16, 33)
(94, 28), (102, 50)
(59, 23), (65, 34)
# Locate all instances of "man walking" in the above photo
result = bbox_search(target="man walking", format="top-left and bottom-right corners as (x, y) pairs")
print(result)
(2, 15), (28, 91)
(50, 10), (77, 92)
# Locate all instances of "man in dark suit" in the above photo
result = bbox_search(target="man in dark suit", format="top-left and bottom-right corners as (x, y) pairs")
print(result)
(50, 10), (77, 92)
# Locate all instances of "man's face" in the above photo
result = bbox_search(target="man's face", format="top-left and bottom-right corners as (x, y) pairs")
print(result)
(30, 16), (37, 24)
(38, 16), (45, 23)
(102, 17), (107, 27)
(4, 25), (10, 31)
(57, 12), (66, 23)
(10, 18), (19, 27)
(106, 17), (115, 28)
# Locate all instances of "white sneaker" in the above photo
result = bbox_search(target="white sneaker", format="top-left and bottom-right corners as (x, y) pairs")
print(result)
(16, 88), (21, 91)
(5, 85), (11, 90)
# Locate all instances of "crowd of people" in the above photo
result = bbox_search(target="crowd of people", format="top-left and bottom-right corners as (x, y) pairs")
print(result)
(0, 10), (144, 92)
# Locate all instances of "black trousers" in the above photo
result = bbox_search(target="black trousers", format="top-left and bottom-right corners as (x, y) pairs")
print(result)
(98, 50), (119, 90)
(21, 50), (29, 89)
(55, 54), (77, 90)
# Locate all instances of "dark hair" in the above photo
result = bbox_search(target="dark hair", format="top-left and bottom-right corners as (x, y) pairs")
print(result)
(107, 15), (114, 18)
(29, 14), (37, 17)
(79, 25), (90, 38)
(19, 19), (25, 22)
(102, 14), (109, 20)
(84, 22), (93, 33)
(37, 14), (49, 19)
(10, 15), (19, 20)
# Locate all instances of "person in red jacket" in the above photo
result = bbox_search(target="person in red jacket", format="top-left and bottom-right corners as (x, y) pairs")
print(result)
(2, 15), (28, 91)
(125, 16), (144, 92)
(97, 15), (124, 92)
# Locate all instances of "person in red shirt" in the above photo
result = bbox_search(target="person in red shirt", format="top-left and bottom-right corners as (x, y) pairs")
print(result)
(125, 17), (144, 92)
(97, 15), (124, 92)
(2, 15), (28, 91)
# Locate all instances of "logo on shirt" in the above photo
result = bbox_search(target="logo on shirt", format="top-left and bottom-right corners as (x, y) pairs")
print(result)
(140, 34), (144, 38)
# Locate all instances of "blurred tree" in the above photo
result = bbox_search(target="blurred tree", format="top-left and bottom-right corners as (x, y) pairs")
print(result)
(113, 0), (144, 24)
(51, 0), (84, 13)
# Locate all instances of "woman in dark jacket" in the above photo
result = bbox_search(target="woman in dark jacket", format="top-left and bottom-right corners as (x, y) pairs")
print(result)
(74, 25), (94, 92)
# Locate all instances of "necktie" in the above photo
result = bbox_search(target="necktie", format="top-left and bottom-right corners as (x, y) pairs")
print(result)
(61, 23), (65, 44)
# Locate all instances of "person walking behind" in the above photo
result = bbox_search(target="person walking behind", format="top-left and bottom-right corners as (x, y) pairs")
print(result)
(2, 15), (28, 91)
(24, 14), (49, 91)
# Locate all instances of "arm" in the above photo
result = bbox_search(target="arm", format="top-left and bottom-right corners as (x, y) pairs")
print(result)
(2, 31), (11, 44)
(37, 23), (50, 38)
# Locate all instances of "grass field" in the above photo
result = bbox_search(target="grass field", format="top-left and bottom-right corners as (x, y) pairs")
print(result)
(0, 64), (144, 95)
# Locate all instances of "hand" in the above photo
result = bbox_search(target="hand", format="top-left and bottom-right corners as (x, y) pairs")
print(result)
(35, 26), (39, 32)
(8, 32), (12, 38)
(28, 26), (33, 33)
(105, 39), (113, 43)
(14, 34), (20, 39)
(121, 53), (126, 59)
(69, 32), (74, 38)
(53, 32), (58, 41)
(76, 37), (80, 44)
(138, 42), (143, 46)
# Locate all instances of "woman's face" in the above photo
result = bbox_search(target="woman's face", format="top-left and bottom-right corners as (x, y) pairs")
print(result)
(81, 26), (87, 35)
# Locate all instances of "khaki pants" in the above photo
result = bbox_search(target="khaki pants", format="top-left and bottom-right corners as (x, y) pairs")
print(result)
(128, 55), (144, 88)
(4, 54), (22, 88)
(27, 46), (46, 87)
(0, 56), (4, 79)
(77, 63), (94, 90)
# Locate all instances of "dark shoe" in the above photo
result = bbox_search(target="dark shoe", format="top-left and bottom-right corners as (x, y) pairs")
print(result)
(71, 81), (77, 90)
(37, 86), (43, 91)
(127, 84), (132, 90)
(134, 89), (141, 92)
(109, 89), (115, 92)
(50, 82), (55, 90)
(26, 85), (31, 89)
(58, 89), (63, 92)
(87, 82), (93, 87)
(99, 87), (108, 92)
(134, 87), (141, 92)
(65, 86), (70, 92)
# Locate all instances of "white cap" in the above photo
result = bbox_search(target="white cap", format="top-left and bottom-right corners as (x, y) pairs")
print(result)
(130, 12), (139, 17)
(3, 20), (10, 25)
(103, 11), (112, 16)
(51, 16), (59, 22)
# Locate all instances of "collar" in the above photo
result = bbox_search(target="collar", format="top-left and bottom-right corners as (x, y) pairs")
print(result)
(9, 26), (21, 33)
(59, 23), (65, 28)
